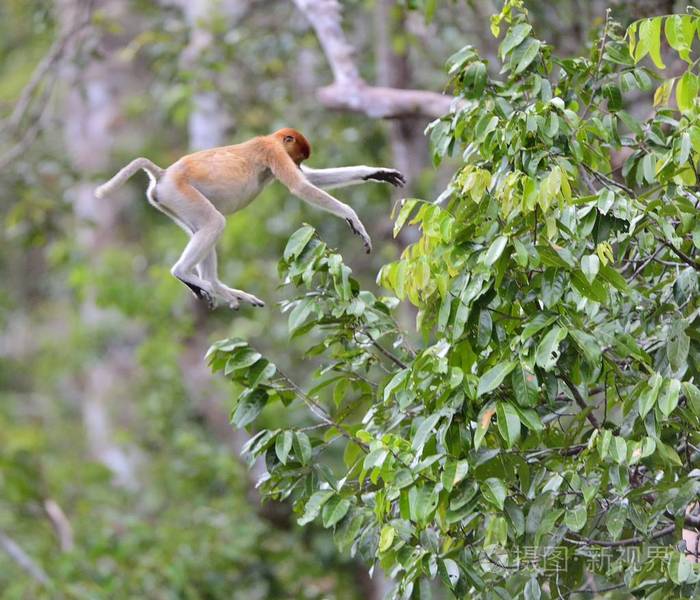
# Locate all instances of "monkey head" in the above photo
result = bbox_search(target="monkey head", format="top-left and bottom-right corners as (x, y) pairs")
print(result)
(274, 128), (311, 164)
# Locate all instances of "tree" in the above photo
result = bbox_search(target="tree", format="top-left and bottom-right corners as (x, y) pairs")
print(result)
(209, 2), (700, 597)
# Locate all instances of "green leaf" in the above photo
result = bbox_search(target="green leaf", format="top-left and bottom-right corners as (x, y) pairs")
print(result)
(393, 199), (419, 237)
(511, 365), (539, 407)
(442, 460), (469, 492)
(481, 478), (506, 511)
(677, 71), (699, 113)
(363, 447), (388, 470)
(477, 309), (493, 347)
(524, 577), (541, 600)
(606, 505), (626, 539)
(638, 17), (665, 68)
(641, 153), (656, 183)
(569, 329), (601, 365)
(477, 361), (516, 397)
(294, 432), (312, 465)
(580, 254), (600, 284)
(682, 382), (700, 417)
(658, 378), (680, 417)
(298, 490), (334, 525)
(284, 225), (315, 260)
(638, 373), (662, 418)
(513, 38), (541, 74)
(474, 404), (496, 450)
(668, 552), (692, 584)
(603, 84), (622, 111)
(653, 79), (674, 108)
(378, 524), (395, 552)
(664, 15), (693, 63)
(288, 299), (313, 335)
(499, 23), (532, 58)
(667, 322), (690, 373)
(496, 402), (521, 448)
(483, 236), (508, 266)
(535, 326), (568, 371)
(564, 505), (587, 532)
(275, 430), (293, 464)
(655, 438), (683, 467)
(412, 414), (441, 453)
(409, 485), (439, 524)
(521, 313), (558, 340)
(439, 558), (461, 589)
(231, 388), (267, 428)
(322, 496), (350, 528)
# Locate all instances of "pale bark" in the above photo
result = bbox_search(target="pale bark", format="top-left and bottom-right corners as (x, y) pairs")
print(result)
(0, 530), (50, 587)
(59, 0), (141, 489)
(292, 0), (457, 119)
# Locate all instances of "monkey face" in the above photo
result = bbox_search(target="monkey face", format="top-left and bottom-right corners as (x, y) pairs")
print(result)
(275, 128), (311, 164)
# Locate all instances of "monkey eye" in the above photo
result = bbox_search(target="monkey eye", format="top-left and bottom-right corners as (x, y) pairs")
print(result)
(284, 135), (294, 143)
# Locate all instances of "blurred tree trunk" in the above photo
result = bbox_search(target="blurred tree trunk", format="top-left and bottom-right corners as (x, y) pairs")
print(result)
(58, 0), (140, 489)
(175, 0), (273, 511)
(177, 0), (248, 149)
(375, 0), (428, 196)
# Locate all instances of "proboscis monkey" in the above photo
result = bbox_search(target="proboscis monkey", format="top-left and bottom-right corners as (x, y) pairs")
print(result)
(95, 128), (405, 310)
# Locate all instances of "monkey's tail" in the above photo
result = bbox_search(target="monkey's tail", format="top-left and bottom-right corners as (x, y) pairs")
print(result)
(95, 157), (165, 199)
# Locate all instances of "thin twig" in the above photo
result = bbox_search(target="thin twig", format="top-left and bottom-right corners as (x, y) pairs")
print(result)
(581, 163), (635, 196)
(275, 367), (367, 449)
(0, 529), (50, 586)
(628, 246), (664, 282)
(657, 238), (699, 271)
(558, 373), (601, 429)
(2, 0), (94, 134)
(566, 523), (675, 547)
(363, 330), (407, 369)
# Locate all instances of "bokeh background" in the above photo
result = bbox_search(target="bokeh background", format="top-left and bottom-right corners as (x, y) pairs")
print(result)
(0, 0), (687, 597)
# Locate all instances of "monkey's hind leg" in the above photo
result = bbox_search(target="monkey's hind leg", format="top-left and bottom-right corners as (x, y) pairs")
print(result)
(197, 250), (265, 310)
(158, 182), (227, 309)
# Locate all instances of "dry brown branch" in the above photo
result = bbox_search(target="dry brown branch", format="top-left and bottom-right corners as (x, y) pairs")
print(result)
(291, 0), (457, 119)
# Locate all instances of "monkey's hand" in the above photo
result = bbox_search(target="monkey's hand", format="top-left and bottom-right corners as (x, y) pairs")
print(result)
(346, 216), (372, 253)
(362, 169), (406, 187)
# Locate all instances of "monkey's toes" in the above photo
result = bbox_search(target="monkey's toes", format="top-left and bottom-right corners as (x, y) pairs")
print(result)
(365, 169), (406, 187)
(238, 293), (265, 308)
(203, 291), (216, 310)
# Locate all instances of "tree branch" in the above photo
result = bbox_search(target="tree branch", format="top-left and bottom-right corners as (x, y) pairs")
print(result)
(558, 373), (601, 429)
(291, 0), (458, 119)
(657, 238), (700, 271)
(567, 523), (676, 547)
(0, 529), (50, 587)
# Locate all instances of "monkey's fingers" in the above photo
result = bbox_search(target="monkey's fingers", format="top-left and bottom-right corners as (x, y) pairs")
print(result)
(364, 169), (406, 187)
(345, 218), (372, 253)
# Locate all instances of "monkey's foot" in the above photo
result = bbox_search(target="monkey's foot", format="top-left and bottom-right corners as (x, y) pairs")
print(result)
(363, 169), (406, 187)
(214, 285), (265, 310)
(178, 278), (216, 309)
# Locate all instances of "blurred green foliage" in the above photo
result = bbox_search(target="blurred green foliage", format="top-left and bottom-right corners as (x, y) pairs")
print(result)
(1, 0), (693, 598)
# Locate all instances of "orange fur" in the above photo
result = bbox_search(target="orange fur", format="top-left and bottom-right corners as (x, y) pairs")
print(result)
(95, 128), (396, 309)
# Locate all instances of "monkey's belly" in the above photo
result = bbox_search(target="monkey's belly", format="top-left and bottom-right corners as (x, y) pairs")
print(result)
(192, 179), (264, 214)
(191, 168), (273, 214)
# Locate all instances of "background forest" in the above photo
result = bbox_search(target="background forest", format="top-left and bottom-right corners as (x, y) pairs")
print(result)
(0, 0), (698, 599)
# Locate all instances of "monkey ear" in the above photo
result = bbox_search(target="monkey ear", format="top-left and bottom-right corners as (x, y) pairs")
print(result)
(283, 135), (294, 143)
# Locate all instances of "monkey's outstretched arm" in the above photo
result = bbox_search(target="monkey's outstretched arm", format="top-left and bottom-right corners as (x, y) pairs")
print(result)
(270, 149), (373, 253)
(301, 165), (405, 190)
